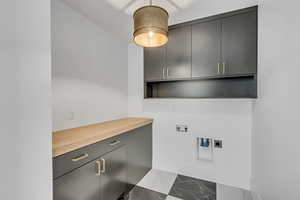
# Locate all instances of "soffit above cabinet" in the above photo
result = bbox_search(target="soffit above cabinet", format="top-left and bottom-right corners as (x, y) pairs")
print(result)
(58, 0), (258, 41)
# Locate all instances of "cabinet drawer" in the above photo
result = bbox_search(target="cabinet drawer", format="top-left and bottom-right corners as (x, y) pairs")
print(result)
(53, 133), (127, 179)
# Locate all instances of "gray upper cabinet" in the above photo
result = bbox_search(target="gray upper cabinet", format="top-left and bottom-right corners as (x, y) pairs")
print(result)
(54, 160), (100, 200)
(144, 7), (257, 81)
(100, 146), (127, 200)
(221, 10), (257, 76)
(192, 20), (221, 78)
(144, 47), (165, 81)
(166, 26), (192, 79)
(144, 6), (257, 99)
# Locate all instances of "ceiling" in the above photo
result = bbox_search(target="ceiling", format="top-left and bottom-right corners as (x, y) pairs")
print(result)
(60, 0), (258, 42)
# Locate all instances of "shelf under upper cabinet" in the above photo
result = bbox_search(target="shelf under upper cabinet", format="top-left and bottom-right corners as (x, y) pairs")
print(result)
(145, 75), (257, 99)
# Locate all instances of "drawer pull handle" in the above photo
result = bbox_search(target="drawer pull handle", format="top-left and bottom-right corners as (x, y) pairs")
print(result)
(96, 160), (101, 176)
(100, 158), (106, 173)
(222, 62), (226, 74)
(109, 140), (120, 146)
(71, 153), (89, 162)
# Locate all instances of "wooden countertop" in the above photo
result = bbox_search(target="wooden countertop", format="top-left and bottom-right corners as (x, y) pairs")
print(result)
(52, 117), (153, 157)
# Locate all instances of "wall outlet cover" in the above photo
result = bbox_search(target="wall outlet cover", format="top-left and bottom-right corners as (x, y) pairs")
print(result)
(214, 140), (223, 148)
(176, 124), (188, 132)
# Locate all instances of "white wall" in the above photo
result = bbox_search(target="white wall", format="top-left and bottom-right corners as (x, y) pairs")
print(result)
(52, 0), (128, 131)
(0, 1), (18, 199)
(1, 0), (52, 200)
(252, 0), (300, 200)
(128, 44), (253, 189)
(16, 1), (52, 200)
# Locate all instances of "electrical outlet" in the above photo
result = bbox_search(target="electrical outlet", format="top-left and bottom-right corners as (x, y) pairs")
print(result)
(176, 124), (188, 133)
(68, 112), (75, 120)
(214, 139), (222, 148)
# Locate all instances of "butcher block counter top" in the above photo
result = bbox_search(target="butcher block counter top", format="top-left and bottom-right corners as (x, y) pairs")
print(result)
(52, 117), (153, 157)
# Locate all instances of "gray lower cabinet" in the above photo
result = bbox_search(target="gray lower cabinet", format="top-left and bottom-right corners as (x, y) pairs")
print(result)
(166, 26), (191, 79)
(54, 146), (127, 200)
(192, 20), (221, 78)
(144, 47), (165, 81)
(126, 125), (152, 191)
(54, 160), (100, 200)
(53, 124), (153, 200)
(100, 146), (127, 200)
(221, 10), (257, 76)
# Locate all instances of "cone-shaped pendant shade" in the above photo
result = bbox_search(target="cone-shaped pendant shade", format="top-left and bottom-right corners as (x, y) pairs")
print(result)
(133, 6), (169, 47)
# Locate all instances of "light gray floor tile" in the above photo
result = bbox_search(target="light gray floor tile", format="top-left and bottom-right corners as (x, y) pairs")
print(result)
(137, 169), (178, 194)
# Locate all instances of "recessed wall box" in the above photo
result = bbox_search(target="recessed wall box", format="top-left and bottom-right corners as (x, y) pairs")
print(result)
(197, 137), (213, 161)
(176, 124), (188, 133)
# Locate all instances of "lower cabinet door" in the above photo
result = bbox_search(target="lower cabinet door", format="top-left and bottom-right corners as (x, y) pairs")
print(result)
(53, 160), (100, 200)
(127, 125), (152, 191)
(100, 145), (127, 200)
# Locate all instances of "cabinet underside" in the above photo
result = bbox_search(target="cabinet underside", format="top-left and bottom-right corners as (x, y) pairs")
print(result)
(145, 76), (257, 99)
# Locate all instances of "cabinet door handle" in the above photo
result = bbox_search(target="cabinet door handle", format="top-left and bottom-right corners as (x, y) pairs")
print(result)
(100, 158), (106, 173)
(109, 140), (120, 146)
(222, 62), (226, 74)
(217, 62), (220, 74)
(162, 67), (165, 78)
(96, 160), (101, 176)
(166, 68), (169, 77)
(71, 153), (89, 162)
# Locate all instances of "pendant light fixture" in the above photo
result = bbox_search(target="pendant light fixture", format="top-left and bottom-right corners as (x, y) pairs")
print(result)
(133, 0), (169, 47)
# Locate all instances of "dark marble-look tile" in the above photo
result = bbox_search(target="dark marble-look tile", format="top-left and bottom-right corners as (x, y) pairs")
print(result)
(128, 186), (167, 200)
(169, 175), (216, 200)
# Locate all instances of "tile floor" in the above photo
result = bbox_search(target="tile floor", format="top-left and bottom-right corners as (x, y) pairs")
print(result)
(128, 169), (216, 200)
(128, 169), (255, 200)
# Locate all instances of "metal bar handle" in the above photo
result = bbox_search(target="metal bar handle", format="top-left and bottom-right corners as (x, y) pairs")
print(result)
(222, 62), (226, 74)
(71, 153), (89, 162)
(217, 62), (220, 74)
(100, 158), (106, 173)
(109, 140), (120, 146)
(96, 160), (101, 176)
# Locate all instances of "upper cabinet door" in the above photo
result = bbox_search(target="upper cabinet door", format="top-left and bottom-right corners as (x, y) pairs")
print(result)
(166, 26), (191, 79)
(221, 10), (257, 76)
(144, 47), (165, 81)
(192, 20), (221, 78)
